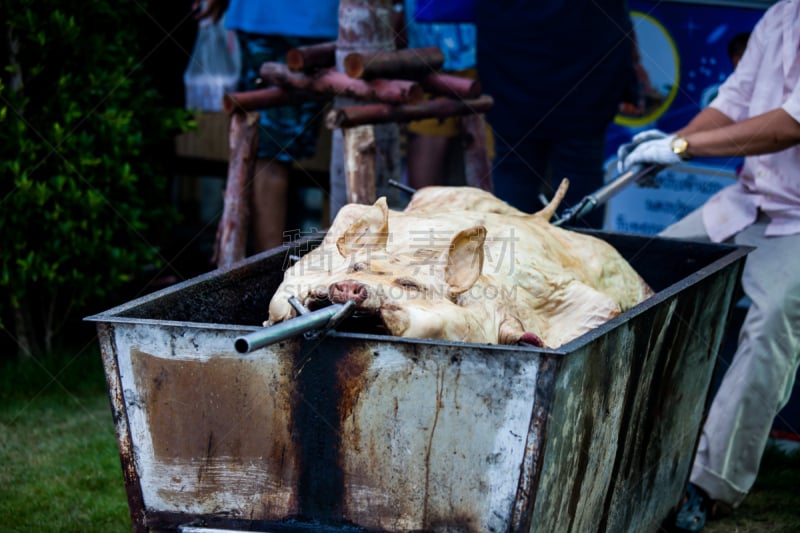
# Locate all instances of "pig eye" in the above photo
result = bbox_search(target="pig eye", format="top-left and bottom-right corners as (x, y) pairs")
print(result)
(394, 278), (422, 291)
(352, 262), (368, 272)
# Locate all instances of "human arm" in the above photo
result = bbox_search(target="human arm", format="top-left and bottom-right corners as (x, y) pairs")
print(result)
(619, 2), (800, 168)
(619, 108), (800, 169)
(675, 106), (735, 136)
(678, 107), (800, 158)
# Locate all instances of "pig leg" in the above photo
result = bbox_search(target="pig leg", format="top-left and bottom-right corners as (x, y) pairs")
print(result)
(498, 315), (545, 347)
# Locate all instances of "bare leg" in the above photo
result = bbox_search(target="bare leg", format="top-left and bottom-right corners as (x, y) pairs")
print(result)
(407, 134), (450, 189)
(251, 158), (289, 252)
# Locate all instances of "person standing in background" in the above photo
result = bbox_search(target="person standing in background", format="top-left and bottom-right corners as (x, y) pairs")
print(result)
(196, 0), (339, 251)
(727, 31), (750, 70)
(401, 0), (483, 189)
(475, 0), (634, 228)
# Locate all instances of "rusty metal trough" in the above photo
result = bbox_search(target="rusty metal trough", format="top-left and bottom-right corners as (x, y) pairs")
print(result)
(87, 232), (749, 533)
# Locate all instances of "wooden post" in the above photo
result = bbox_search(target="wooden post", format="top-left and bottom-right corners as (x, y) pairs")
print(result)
(344, 126), (377, 204)
(213, 111), (259, 267)
(330, 0), (401, 219)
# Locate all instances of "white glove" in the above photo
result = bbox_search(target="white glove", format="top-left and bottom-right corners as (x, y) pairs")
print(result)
(616, 129), (669, 173)
(620, 135), (682, 172)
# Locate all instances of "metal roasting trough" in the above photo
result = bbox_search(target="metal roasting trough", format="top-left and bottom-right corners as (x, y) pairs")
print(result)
(86, 231), (750, 533)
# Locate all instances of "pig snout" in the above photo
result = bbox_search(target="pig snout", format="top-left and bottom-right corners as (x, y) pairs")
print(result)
(329, 280), (368, 304)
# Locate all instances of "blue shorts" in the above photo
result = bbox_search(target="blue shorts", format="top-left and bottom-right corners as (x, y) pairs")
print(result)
(237, 32), (329, 162)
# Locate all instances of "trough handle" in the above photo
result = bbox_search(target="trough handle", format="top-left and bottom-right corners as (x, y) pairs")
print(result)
(234, 301), (356, 354)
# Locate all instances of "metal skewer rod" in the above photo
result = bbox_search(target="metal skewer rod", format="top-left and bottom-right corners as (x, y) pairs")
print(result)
(288, 296), (311, 315)
(553, 163), (664, 226)
(388, 179), (417, 195)
(234, 301), (355, 354)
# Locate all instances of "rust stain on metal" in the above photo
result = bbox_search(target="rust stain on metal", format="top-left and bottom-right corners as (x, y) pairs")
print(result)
(510, 355), (557, 533)
(422, 366), (445, 526)
(131, 349), (289, 462)
(130, 348), (301, 515)
(96, 324), (149, 533)
(336, 342), (516, 532)
(335, 346), (373, 451)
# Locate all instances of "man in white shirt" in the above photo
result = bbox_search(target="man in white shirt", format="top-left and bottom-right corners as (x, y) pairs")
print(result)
(618, 1), (800, 530)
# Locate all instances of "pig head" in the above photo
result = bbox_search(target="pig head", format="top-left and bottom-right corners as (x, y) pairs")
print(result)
(267, 180), (653, 348)
(269, 198), (506, 343)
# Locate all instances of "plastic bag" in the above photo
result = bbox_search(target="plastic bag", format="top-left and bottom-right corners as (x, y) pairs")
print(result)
(414, 0), (475, 23)
(183, 17), (241, 111)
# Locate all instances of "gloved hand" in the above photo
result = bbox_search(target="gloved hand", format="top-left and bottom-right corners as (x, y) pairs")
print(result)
(619, 135), (682, 172)
(616, 129), (669, 173)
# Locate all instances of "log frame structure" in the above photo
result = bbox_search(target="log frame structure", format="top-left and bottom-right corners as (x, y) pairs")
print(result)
(213, 0), (494, 267)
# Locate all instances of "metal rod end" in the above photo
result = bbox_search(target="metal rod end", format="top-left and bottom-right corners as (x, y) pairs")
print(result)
(234, 337), (251, 354)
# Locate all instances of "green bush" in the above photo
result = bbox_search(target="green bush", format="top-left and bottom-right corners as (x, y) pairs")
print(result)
(0, 1), (192, 357)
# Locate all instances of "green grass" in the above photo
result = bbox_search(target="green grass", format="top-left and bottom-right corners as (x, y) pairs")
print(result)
(0, 350), (130, 533)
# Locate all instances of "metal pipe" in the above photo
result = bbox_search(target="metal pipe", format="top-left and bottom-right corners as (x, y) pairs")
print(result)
(288, 296), (311, 315)
(388, 179), (416, 195)
(234, 304), (346, 353)
(553, 164), (664, 226)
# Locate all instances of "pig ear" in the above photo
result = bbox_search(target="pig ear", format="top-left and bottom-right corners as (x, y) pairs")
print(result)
(337, 197), (390, 257)
(444, 226), (486, 295)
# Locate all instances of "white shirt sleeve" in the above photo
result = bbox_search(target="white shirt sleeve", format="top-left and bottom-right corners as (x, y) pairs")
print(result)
(709, 6), (770, 122)
(781, 74), (800, 123)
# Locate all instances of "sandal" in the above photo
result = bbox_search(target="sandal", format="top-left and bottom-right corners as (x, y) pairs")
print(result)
(673, 483), (711, 532)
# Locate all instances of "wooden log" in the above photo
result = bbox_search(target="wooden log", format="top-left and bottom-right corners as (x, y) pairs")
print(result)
(213, 111), (259, 268)
(259, 63), (423, 104)
(286, 41), (338, 72)
(344, 125), (377, 205)
(462, 113), (494, 192)
(332, 0), (403, 214)
(222, 87), (293, 114)
(344, 46), (445, 79)
(326, 95), (494, 128)
(222, 87), (330, 114)
(419, 73), (482, 99)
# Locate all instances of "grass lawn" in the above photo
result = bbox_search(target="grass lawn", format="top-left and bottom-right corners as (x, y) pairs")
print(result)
(1, 347), (798, 532)
(704, 442), (800, 533)
(0, 349), (129, 533)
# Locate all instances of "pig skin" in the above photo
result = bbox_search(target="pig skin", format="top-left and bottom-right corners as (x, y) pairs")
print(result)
(268, 180), (654, 348)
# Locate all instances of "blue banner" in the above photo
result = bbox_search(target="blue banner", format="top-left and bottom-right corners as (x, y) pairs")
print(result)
(606, 0), (766, 167)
